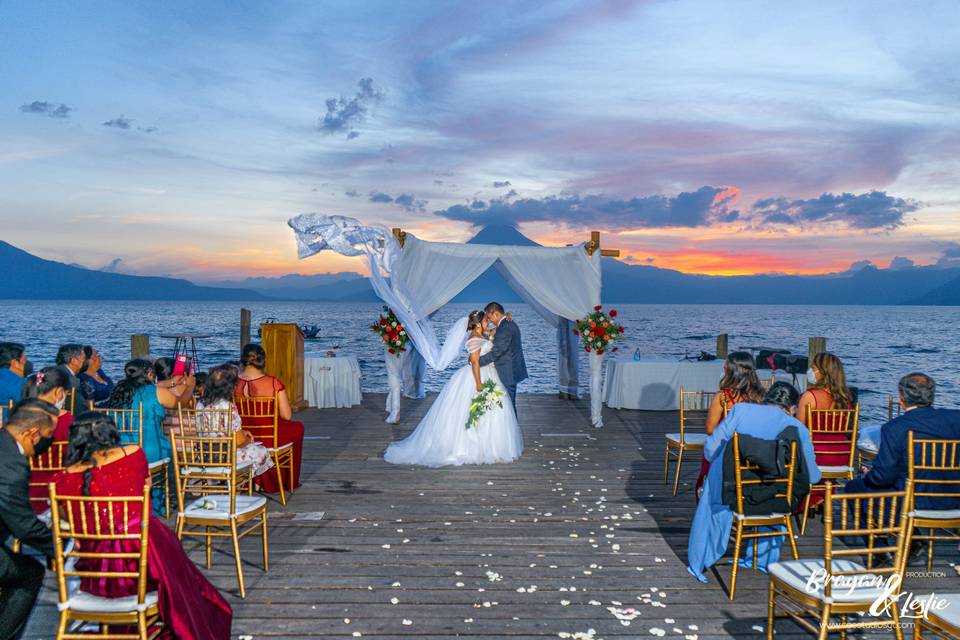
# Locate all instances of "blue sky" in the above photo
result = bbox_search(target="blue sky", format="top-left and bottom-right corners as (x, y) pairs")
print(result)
(2, 0), (959, 278)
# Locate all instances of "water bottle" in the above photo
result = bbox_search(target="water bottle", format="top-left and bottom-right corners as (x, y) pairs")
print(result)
(632, 348), (641, 361)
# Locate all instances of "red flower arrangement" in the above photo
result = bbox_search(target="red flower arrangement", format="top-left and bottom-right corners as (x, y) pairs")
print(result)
(572, 305), (625, 356)
(370, 305), (408, 356)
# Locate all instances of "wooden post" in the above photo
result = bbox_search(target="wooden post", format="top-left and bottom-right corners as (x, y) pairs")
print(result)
(240, 308), (252, 350)
(716, 334), (729, 359)
(392, 227), (406, 247)
(583, 230), (620, 257)
(808, 336), (827, 362)
(131, 335), (150, 360)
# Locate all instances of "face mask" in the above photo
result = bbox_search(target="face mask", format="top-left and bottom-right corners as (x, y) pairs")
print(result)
(55, 396), (66, 410)
(807, 369), (818, 384)
(34, 436), (55, 457)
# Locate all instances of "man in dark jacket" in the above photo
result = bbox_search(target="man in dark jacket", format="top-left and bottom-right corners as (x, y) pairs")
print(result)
(845, 372), (960, 510)
(478, 302), (528, 416)
(55, 343), (89, 412)
(0, 400), (58, 640)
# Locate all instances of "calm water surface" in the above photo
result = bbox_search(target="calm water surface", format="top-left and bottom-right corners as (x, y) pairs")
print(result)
(2, 301), (957, 422)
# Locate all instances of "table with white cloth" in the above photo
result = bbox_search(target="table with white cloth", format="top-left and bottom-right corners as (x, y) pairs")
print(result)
(602, 358), (725, 411)
(304, 354), (362, 408)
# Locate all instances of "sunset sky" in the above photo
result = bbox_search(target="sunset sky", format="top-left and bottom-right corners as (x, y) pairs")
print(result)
(2, 1), (959, 280)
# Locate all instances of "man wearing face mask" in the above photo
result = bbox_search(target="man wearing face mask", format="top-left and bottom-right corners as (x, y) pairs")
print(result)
(0, 399), (58, 640)
(55, 344), (89, 413)
(0, 343), (27, 408)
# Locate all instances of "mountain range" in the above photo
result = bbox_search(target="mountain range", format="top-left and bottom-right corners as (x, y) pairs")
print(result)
(4, 228), (960, 304)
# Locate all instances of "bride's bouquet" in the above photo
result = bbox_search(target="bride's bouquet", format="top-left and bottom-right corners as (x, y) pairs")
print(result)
(466, 380), (504, 430)
(370, 305), (408, 355)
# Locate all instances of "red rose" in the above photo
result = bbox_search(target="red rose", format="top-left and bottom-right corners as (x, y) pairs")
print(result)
(380, 318), (388, 326)
(609, 309), (617, 317)
(618, 326), (625, 333)
(594, 305), (602, 312)
(572, 329), (580, 336)
(611, 347), (618, 353)
(585, 346), (591, 352)
(388, 347), (395, 354)
(596, 349), (604, 355)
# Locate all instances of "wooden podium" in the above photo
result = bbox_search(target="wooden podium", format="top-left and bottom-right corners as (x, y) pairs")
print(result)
(260, 323), (306, 412)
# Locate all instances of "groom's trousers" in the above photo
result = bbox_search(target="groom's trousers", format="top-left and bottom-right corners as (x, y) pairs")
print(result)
(505, 384), (517, 418)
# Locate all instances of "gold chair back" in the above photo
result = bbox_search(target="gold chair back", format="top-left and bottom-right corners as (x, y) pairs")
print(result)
(907, 432), (960, 571)
(234, 394), (280, 449)
(0, 399), (11, 428)
(679, 388), (715, 441)
(49, 480), (159, 636)
(169, 412), (240, 514)
(28, 441), (68, 509)
(63, 387), (76, 415)
(805, 405), (860, 474)
(92, 404), (144, 447)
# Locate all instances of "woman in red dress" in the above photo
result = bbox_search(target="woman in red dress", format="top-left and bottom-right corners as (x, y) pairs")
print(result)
(797, 351), (854, 509)
(53, 412), (232, 639)
(694, 352), (765, 502)
(23, 367), (75, 512)
(235, 343), (304, 493)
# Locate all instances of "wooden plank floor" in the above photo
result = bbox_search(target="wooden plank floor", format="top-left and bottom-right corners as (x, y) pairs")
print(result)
(25, 393), (959, 639)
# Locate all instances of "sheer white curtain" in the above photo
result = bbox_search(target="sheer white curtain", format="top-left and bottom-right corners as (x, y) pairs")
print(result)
(289, 214), (606, 425)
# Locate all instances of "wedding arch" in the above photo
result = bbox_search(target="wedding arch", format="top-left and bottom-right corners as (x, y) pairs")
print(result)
(288, 214), (618, 426)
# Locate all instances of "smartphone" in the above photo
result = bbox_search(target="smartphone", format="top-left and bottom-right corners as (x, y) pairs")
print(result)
(172, 354), (192, 378)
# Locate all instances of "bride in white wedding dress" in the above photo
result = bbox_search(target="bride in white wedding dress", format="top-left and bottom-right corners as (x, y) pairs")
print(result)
(384, 310), (524, 467)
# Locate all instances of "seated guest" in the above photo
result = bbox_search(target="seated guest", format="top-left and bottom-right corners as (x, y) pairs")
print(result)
(22, 366), (75, 440)
(107, 359), (194, 514)
(55, 343), (90, 412)
(687, 382), (821, 583)
(695, 351), (765, 501)
(197, 365), (274, 479)
(797, 352), (855, 509)
(236, 343), (305, 492)
(845, 372), (960, 510)
(78, 345), (114, 405)
(0, 342), (27, 407)
(54, 412), (232, 638)
(0, 400), (58, 640)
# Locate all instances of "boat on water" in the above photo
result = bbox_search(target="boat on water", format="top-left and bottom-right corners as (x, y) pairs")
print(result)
(258, 317), (321, 339)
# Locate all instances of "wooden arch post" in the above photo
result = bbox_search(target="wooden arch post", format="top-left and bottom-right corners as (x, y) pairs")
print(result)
(584, 230), (620, 257)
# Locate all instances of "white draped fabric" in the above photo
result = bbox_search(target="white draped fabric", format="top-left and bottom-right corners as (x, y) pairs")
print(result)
(289, 214), (606, 425)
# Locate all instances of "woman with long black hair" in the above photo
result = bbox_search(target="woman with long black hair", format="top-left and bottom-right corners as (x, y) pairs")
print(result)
(53, 412), (232, 638)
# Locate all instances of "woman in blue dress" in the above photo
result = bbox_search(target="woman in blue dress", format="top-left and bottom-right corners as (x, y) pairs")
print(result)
(106, 358), (195, 512)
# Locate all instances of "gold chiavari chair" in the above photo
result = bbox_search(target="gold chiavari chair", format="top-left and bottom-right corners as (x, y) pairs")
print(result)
(664, 388), (715, 496)
(913, 593), (960, 639)
(50, 480), (161, 639)
(908, 432), (960, 572)
(0, 398), (13, 428)
(28, 441), (68, 514)
(63, 387), (76, 415)
(235, 394), (295, 506)
(727, 432), (801, 600)
(799, 405), (860, 535)
(169, 426), (268, 599)
(176, 407), (255, 494)
(92, 404), (171, 519)
(767, 481), (914, 640)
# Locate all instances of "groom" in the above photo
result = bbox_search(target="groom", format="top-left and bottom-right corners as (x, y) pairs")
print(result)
(478, 302), (528, 415)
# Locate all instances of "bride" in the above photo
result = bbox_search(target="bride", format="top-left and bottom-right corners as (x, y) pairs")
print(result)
(384, 310), (523, 467)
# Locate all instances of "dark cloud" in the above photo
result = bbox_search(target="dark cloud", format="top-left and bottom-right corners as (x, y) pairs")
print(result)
(431, 186), (736, 230)
(888, 256), (914, 270)
(99, 258), (124, 273)
(138, 126), (158, 134)
(318, 77), (385, 139)
(848, 259), (875, 272)
(103, 116), (133, 129)
(504, 189), (518, 199)
(942, 242), (960, 259)
(493, 180), (512, 188)
(394, 193), (427, 212)
(344, 189), (360, 198)
(752, 191), (921, 230)
(368, 190), (427, 212)
(19, 100), (72, 118)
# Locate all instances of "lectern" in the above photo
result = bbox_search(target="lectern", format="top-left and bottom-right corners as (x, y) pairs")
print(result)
(260, 323), (306, 412)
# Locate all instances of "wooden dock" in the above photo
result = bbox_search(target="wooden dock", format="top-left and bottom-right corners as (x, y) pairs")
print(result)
(25, 393), (960, 639)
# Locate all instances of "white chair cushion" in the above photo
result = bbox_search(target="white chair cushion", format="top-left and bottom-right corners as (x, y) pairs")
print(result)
(148, 458), (170, 470)
(666, 433), (707, 445)
(818, 465), (852, 475)
(270, 442), (294, 453)
(734, 512), (790, 521)
(769, 559), (888, 604)
(923, 592), (960, 627)
(909, 509), (960, 520)
(184, 495), (266, 520)
(62, 590), (158, 613)
(182, 458), (253, 476)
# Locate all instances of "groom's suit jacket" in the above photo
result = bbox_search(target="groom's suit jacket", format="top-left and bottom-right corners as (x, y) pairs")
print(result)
(478, 319), (528, 388)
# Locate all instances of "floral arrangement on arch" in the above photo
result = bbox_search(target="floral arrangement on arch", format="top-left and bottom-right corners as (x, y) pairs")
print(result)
(371, 306), (408, 356)
(573, 305), (624, 356)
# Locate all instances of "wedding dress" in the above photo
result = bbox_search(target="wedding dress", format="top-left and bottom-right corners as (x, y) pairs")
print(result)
(384, 337), (523, 467)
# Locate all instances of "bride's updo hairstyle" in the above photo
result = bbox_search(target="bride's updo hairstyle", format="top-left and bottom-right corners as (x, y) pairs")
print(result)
(467, 310), (485, 332)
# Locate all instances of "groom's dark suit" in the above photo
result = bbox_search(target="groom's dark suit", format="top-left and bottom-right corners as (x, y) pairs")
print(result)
(478, 318), (528, 414)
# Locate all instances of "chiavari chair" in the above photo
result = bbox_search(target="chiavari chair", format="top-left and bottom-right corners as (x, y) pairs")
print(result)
(800, 405), (860, 534)
(235, 393), (295, 505)
(907, 431), (960, 572)
(664, 388), (715, 496)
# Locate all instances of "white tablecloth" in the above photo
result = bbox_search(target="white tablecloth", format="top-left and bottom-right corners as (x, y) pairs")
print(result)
(602, 358), (725, 411)
(304, 354), (362, 409)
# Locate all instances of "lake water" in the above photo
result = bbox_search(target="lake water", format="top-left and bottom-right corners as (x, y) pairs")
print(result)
(2, 300), (958, 422)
